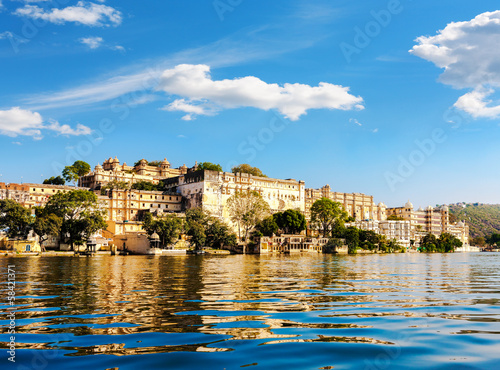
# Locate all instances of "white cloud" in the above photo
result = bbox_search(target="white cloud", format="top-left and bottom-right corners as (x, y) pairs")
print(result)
(162, 98), (218, 121)
(14, 1), (122, 27)
(0, 31), (12, 39)
(410, 11), (500, 118)
(112, 45), (125, 52)
(0, 107), (91, 138)
(79, 36), (103, 49)
(349, 118), (362, 126)
(12, 141), (22, 145)
(158, 64), (364, 120)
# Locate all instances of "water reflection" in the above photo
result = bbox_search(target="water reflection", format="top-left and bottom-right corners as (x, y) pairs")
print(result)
(1, 253), (500, 369)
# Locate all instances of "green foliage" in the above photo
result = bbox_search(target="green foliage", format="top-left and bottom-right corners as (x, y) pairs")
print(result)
(419, 232), (462, 253)
(43, 176), (65, 185)
(134, 159), (162, 167)
(0, 199), (33, 238)
(256, 216), (278, 237)
(197, 162), (223, 172)
(44, 190), (107, 250)
(101, 180), (130, 194)
(226, 190), (271, 241)
(486, 233), (500, 246)
(387, 215), (404, 221)
(471, 236), (485, 247)
(143, 213), (183, 247)
(231, 164), (267, 177)
(33, 207), (62, 247)
(62, 161), (91, 184)
(131, 180), (163, 191)
(448, 203), (500, 238)
(310, 198), (348, 237)
(273, 209), (307, 235)
(344, 226), (360, 254)
(205, 219), (237, 249)
(324, 238), (345, 253)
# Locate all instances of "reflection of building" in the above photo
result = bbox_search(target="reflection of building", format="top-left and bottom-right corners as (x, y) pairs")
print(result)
(386, 201), (469, 245)
(163, 170), (306, 219)
(305, 185), (387, 221)
(79, 157), (191, 190)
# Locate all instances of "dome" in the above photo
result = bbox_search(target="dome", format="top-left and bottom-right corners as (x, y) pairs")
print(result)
(95, 163), (102, 169)
(426, 205), (433, 210)
(162, 158), (170, 164)
(405, 200), (413, 209)
(457, 221), (465, 227)
(114, 156), (119, 163)
(181, 163), (187, 169)
(378, 202), (386, 207)
(139, 159), (147, 165)
(441, 205), (449, 211)
(103, 158), (108, 164)
(417, 207), (424, 212)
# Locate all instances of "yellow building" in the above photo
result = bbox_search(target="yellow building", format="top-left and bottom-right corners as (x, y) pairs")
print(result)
(386, 201), (469, 246)
(305, 184), (387, 221)
(0, 237), (41, 253)
(79, 157), (191, 190)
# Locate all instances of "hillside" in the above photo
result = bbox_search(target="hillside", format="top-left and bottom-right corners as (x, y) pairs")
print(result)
(448, 203), (500, 238)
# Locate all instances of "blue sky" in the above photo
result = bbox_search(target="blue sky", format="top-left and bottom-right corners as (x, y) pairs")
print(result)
(1, 0), (500, 208)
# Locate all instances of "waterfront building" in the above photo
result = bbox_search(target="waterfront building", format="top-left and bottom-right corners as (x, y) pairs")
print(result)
(79, 157), (192, 190)
(258, 235), (347, 254)
(304, 184), (387, 221)
(162, 170), (305, 223)
(1, 182), (88, 208)
(386, 201), (469, 246)
(345, 220), (413, 249)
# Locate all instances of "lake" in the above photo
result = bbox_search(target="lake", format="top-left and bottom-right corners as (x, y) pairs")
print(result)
(1, 253), (500, 369)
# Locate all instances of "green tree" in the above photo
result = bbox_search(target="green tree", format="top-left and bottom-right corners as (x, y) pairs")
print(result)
(387, 215), (404, 221)
(0, 199), (33, 238)
(131, 180), (163, 191)
(310, 198), (348, 237)
(227, 190), (270, 241)
(33, 207), (62, 250)
(438, 233), (462, 253)
(256, 216), (279, 237)
(486, 233), (500, 246)
(44, 190), (107, 251)
(62, 160), (91, 185)
(184, 208), (209, 250)
(420, 233), (438, 252)
(273, 209), (307, 235)
(344, 226), (360, 254)
(231, 164), (267, 177)
(197, 162), (223, 172)
(205, 219), (237, 249)
(143, 212), (183, 247)
(101, 179), (130, 194)
(471, 236), (485, 247)
(43, 176), (65, 185)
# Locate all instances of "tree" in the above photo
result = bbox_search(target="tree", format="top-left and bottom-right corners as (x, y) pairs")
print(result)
(62, 160), (91, 185)
(143, 212), (183, 247)
(438, 233), (462, 253)
(101, 180), (130, 194)
(44, 190), (107, 251)
(344, 226), (360, 254)
(420, 233), (438, 252)
(0, 199), (33, 238)
(226, 190), (270, 241)
(184, 208), (209, 250)
(43, 176), (65, 185)
(486, 233), (500, 246)
(273, 209), (307, 235)
(197, 162), (223, 172)
(131, 180), (163, 191)
(256, 216), (279, 237)
(231, 164), (267, 177)
(310, 198), (348, 237)
(205, 219), (237, 249)
(471, 236), (485, 247)
(387, 215), (404, 221)
(33, 207), (62, 251)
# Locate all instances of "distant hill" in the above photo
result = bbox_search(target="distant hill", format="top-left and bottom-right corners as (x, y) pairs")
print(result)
(448, 203), (500, 238)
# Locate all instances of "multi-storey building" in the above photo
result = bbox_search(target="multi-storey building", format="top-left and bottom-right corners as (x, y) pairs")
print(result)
(163, 170), (305, 221)
(386, 201), (469, 245)
(0, 183), (30, 204)
(346, 220), (412, 249)
(305, 184), (387, 221)
(79, 157), (192, 190)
